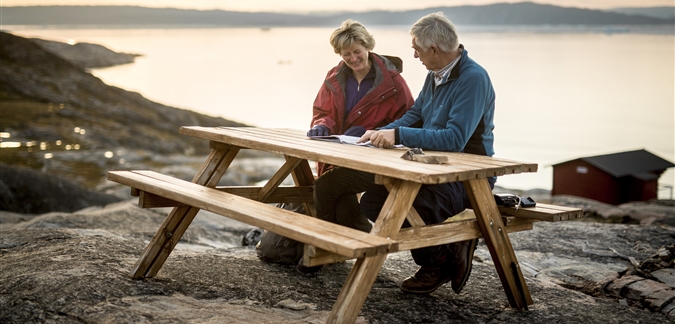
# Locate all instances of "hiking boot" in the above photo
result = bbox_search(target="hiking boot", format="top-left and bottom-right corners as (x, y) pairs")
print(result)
(448, 239), (478, 294)
(400, 265), (452, 294)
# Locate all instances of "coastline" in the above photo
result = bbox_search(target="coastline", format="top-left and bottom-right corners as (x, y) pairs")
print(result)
(1, 31), (674, 322)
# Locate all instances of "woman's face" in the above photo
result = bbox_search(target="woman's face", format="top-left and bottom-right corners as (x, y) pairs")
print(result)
(339, 42), (370, 74)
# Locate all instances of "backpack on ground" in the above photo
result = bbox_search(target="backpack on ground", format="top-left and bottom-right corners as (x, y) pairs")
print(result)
(254, 202), (307, 264)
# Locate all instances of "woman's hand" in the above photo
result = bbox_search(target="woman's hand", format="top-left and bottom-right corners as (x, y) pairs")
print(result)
(307, 125), (329, 137)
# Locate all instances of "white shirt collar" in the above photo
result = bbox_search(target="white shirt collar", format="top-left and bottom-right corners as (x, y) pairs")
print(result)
(433, 48), (463, 86)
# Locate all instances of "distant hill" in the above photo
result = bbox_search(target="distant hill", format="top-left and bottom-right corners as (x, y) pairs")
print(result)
(2, 2), (673, 27)
(608, 6), (675, 19)
(0, 31), (245, 160)
(334, 3), (674, 26)
(30, 38), (141, 69)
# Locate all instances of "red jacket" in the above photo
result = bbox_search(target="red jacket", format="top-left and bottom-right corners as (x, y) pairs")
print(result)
(311, 53), (414, 174)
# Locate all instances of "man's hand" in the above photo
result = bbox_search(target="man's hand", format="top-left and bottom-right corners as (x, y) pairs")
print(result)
(358, 129), (396, 148)
(357, 130), (377, 143)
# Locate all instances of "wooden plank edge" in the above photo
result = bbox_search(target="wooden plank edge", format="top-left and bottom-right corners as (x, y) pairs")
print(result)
(108, 170), (397, 258)
(393, 217), (534, 251)
(133, 186), (314, 208)
(302, 217), (534, 267)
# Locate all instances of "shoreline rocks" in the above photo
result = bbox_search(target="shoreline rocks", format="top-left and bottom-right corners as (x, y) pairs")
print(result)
(0, 164), (121, 214)
(1, 198), (674, 322)
(30, 37), (142, 69)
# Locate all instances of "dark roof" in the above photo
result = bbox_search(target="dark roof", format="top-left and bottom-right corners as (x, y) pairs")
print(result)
(554, 149), (675, 178)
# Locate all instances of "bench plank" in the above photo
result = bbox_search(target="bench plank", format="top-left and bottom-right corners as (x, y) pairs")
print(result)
(108, 170), (397, 258)
(136, 186), (314, 208)
(498, 203), (584, 222)
(302, 216), (534, 267)
(303, 201), (580, 267)
(138, 191), (188, 208)
(394, 217), (533, 251)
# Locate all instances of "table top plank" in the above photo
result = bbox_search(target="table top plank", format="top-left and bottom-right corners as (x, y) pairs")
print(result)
(208, 127), (533, 181)
(259, 128), (535, 173)
(228, 127), (528, 174)
(181, 127), (537, 184)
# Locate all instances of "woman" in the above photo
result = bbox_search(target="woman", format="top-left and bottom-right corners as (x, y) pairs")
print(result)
(308, 20), (414, 235)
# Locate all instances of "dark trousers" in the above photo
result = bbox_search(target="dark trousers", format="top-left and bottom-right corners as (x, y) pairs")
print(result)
(361, 177), (497, 267)
(313, 167), (375, 233)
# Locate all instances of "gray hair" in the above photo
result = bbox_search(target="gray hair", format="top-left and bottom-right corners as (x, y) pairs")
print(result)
(410, 12), (459, 53)
(330, 19), (376, 54)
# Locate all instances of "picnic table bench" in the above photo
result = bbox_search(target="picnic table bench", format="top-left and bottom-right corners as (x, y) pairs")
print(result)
(108, 170), (396, 259)
(108, 126), (583, 324)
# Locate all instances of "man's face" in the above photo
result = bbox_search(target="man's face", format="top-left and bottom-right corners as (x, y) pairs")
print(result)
(412, 37), (436, 71)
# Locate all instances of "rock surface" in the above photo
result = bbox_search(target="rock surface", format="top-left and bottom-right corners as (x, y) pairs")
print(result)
(0, 164), (121, 214)
(1, 197), (674, 323)
(551, 195), (675, 226)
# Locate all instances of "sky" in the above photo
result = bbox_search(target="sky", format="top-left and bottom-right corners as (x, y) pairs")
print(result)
(2, 0), (673, 13)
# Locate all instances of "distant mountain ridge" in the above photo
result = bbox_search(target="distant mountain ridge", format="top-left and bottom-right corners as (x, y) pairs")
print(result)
(3, 2), (673, 27)
(608, 6), (675, 19)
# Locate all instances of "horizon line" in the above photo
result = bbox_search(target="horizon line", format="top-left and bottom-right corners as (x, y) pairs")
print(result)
(3, 3), (674, 15)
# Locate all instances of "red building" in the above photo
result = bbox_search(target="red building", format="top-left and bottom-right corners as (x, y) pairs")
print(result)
(551, 149), (674, 205)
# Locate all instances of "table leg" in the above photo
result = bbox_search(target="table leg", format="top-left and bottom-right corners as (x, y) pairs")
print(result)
(288, 157), (316, 217)
(327, 179), (421, 323)
(256, 156), (302, 202)
(130, 146), (240, 279)
(463, 178), (533, 309)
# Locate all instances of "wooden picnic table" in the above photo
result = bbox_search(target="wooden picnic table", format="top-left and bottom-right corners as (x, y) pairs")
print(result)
(108, 126), (582, 324)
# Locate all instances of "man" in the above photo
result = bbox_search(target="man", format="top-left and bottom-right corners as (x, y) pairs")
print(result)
(358, 11), (496, 295)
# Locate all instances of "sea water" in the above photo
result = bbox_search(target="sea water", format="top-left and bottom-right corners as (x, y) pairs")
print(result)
(6, 26), (674, 197)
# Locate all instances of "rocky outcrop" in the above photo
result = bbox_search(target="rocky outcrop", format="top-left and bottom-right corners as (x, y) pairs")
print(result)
(1, 200), (673, 323)
(0, 164), (121, 214)
(30, 38), (141, 69)
(597, 244), (675, 315)
(551, 195), (675, 226)
(0, 31), (246, 158)
(1, 31), (252, 191)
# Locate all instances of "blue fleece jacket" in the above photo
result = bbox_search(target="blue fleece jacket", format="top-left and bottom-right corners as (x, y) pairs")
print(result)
(385, 46), (495, 156)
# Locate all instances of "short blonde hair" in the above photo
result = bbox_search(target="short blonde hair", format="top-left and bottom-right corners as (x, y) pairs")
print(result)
(410, 12), (459, 53)
(329, 19), (375, 54)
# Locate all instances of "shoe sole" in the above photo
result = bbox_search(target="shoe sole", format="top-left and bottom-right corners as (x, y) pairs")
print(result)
(453, 239), (478, 294)
(399, 276), (452, 294)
